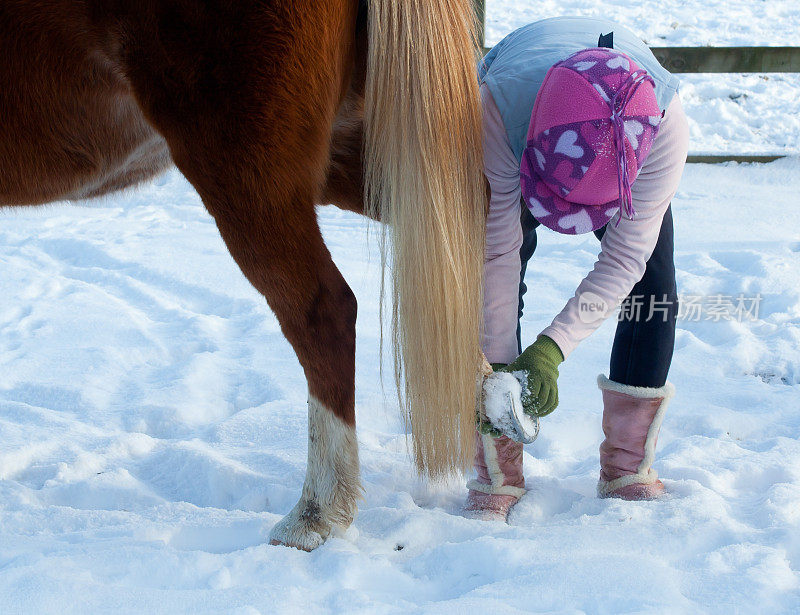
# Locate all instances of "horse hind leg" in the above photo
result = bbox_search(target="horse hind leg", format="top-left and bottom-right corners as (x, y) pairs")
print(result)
(320, 92), (365, 216)
(114, 1), (361, 550)
(208, 160), (360, 552)
(185, 163), (360, 551)
(320, 4), (367, 216)
(271, 394), (361, 549)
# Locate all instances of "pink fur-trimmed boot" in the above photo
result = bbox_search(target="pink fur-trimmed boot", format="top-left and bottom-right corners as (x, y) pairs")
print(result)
(597, 375), (675, 500)
(464, 430), (526, 521)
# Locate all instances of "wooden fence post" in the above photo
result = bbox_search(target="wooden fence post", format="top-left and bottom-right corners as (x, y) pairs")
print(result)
(473, 0), (486, 49)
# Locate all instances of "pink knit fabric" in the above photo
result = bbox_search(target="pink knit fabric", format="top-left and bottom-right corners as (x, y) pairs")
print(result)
(532, 66), (611, 133)
(521, 50), (661, 235)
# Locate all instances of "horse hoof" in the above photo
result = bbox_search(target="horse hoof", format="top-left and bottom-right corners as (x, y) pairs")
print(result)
(268, 501), (331, 551)
(268, 524), (326, 551)
(268, 537), (320, 552)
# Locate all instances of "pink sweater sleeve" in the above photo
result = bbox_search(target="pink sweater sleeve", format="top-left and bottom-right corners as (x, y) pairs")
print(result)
(481, 85), (523, 365)
(541, 96), (690, 358)
(482, 87), (690, 362)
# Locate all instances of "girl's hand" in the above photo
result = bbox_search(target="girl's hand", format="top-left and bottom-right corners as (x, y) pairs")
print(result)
(497, 335), (564, 417)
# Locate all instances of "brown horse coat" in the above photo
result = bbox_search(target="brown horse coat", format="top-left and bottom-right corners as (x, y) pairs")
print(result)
(0, 0), (485, 550)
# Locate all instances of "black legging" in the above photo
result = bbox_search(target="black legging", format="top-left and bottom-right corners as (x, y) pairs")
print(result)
(516, 205), (678, 388)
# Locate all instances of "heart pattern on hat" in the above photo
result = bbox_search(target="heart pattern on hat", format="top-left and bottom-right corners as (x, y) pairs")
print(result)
(624, 120), (644, 149)
(520, 165), (615, 235)
(606, 56), (631, 71)
(527, 196), (550, 219)
(534, 147), (546, 170)
(554, 130), (585, 159)
(562, 49), (656, 109)
(574, 60), (597, 72)
(557, 209), (594, 234)
(529, 121), (597, 198)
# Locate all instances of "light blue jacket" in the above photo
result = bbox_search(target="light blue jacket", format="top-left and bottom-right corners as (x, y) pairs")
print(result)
(479, 17), (680, 162)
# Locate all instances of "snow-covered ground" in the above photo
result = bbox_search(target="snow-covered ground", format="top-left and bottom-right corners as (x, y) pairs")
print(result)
(2, 2), (799, 613)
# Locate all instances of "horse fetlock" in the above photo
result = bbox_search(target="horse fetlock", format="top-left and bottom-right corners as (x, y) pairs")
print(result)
(269, 395), (361, 551)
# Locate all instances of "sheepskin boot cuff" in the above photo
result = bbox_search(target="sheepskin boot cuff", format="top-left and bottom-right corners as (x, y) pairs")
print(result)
(464, 430), (525, 520)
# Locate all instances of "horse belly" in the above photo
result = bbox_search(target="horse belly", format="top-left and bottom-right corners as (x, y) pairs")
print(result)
(57, 120), (172, 203)
(0, 9), (171, 206)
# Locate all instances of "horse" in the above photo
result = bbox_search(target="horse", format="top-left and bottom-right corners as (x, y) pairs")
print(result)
(0, 0), (486, 550)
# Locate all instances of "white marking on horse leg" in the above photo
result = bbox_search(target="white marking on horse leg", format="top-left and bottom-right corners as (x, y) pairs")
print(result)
(269, 394), (361, 551)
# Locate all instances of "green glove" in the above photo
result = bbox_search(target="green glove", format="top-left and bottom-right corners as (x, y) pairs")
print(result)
(497, 335), (564, 417)
(478, 419), (503, 438)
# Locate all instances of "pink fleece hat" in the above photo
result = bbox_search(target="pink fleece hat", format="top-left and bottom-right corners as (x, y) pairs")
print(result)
(520, 48), (663, 235)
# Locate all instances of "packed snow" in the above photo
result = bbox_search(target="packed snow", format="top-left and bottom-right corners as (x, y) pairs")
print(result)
(482, 370), (540, 444)
(2, 1), (799, 613)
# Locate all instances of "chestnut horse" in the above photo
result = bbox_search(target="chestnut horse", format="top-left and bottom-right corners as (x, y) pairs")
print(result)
(0, 1), (486, 549)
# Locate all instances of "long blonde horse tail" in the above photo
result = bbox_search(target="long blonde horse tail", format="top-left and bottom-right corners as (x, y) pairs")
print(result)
(364, 0), (486, 479)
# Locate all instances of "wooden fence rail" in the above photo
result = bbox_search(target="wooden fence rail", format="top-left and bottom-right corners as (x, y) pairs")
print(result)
(473, 2), (800, 163)
(651, 47), (800, 74)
